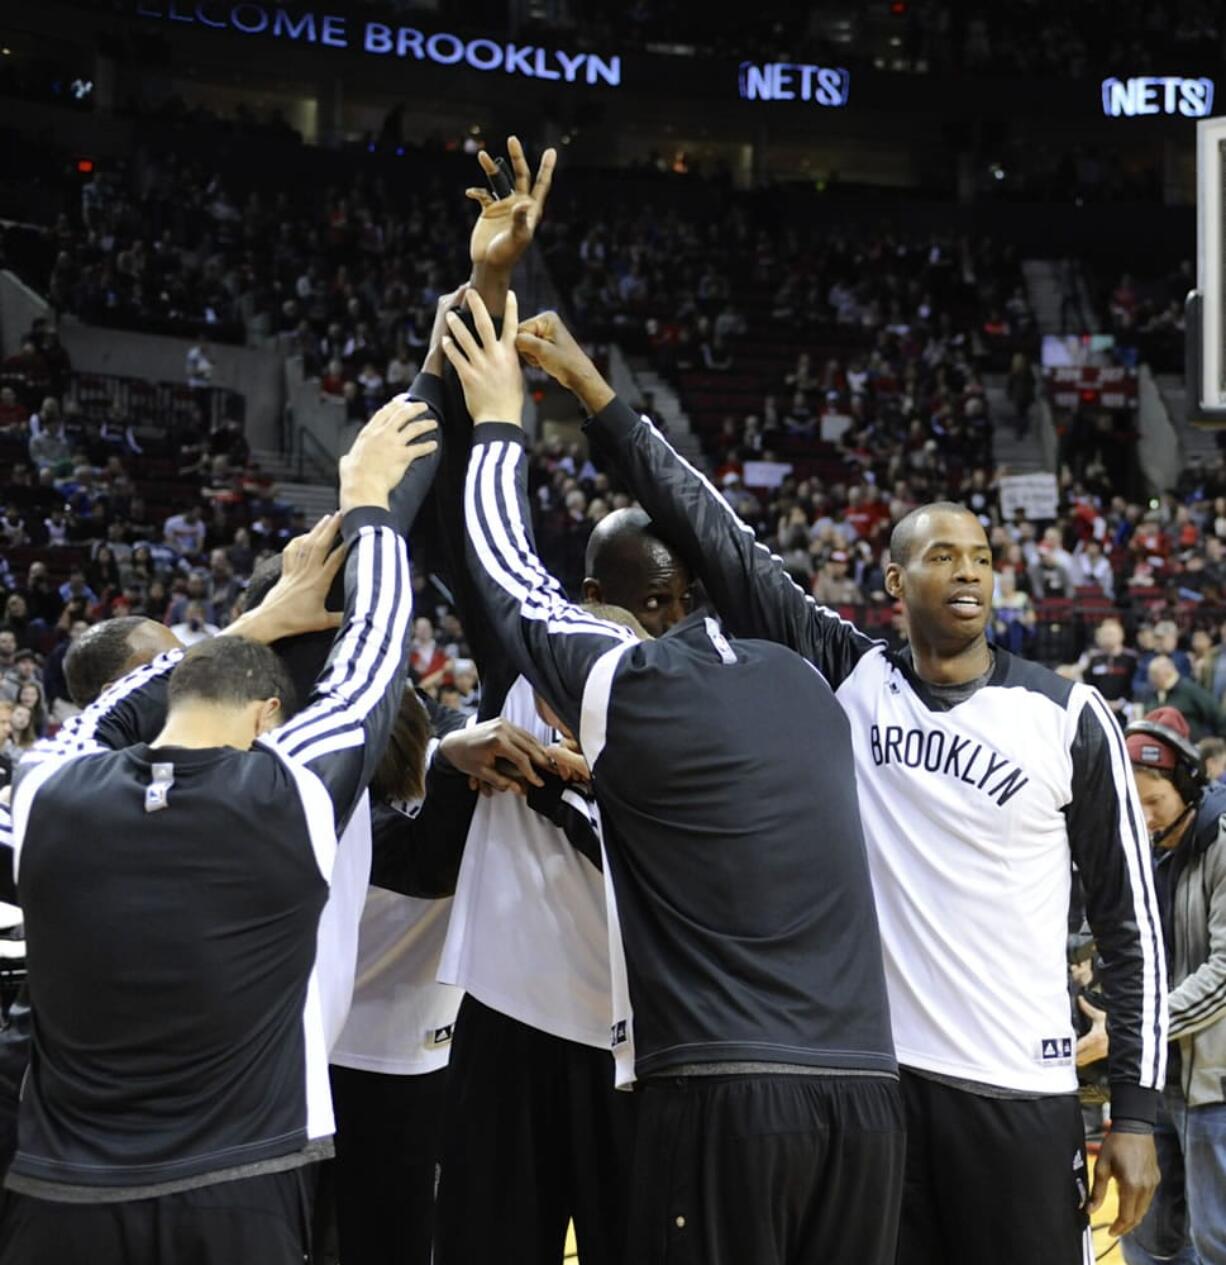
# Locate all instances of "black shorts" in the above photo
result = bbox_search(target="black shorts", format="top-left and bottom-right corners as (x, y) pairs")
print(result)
(626, 1072), (906, 1265)
(898, 1069), (1092, 1265)
(0, 1166), (312, 1265)
(432, 995), (637, 1265)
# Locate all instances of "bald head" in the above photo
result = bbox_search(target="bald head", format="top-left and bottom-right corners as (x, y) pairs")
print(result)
(889, 502), (982, 568)
(581, 507), (691, 638)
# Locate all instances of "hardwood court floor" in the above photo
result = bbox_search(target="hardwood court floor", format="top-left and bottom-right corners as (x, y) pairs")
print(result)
(564, 1155), (1126, 1262)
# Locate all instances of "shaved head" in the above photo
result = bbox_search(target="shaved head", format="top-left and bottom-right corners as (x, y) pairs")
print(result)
(582, 508), (691, 639)
(889, 502), (982, 567)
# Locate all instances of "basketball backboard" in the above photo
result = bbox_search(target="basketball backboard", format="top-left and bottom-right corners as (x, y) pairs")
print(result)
(1188, 116), (1226, 423)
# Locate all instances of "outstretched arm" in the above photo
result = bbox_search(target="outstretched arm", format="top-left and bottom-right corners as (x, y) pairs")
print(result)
(446, 292), (636, 742)
(261, 401), (438, 832)
(517, 313), (877, 688)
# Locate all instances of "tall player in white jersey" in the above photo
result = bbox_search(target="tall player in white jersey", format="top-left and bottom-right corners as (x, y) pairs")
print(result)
(515, 311), (1167, 1265)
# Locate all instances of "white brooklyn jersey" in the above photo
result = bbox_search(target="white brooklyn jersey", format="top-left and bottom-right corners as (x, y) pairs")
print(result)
(438, 676), (612, 1049)
(838, 650), (1162, 1094)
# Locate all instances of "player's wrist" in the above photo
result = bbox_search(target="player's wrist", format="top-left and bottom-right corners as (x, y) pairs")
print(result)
(573, 368), (615, 414)
(339, 481), (391, 514)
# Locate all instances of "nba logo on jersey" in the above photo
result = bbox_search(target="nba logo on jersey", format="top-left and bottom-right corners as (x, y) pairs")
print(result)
(611, 1019), (628, 1047)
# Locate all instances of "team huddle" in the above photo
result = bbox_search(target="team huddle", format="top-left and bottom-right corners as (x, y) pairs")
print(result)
(0, 141), (1185, 1265)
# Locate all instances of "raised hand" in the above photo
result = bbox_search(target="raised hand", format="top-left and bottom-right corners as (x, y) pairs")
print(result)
(224, 512), (344, 643)
(467, 136), (556, 275)
(516, 310), (615, 415)
(339, 397), (439, 512)
(441, 290), (524, 425)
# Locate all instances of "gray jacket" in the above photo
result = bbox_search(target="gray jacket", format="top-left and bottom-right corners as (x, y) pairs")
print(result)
(1169, 789), (1226, 1107)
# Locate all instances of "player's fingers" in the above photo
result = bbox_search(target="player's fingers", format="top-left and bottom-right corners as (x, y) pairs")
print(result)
(515, 332), (545, 368)
(532, 148), (557, 206)
(1087, 1155), (1110, 1216)
(402, 439), (438, 465)
(400, 416), (439, 443)
(503, 290), (519, 347)
(465, 187), (495, 210)
(466, 290), (498, 351)
(507, 135), (530, 192)
(445, 310), (482, 361)
(320, 538), (346, 583)
(477, 149), (498, 176)
(1111, 1184), (1142, 1237)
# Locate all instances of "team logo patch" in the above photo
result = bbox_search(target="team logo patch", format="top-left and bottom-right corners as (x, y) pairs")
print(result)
(611, 1019), (628, 1048)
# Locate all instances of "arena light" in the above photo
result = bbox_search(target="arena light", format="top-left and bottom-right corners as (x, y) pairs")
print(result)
(76, 158), (95, 174)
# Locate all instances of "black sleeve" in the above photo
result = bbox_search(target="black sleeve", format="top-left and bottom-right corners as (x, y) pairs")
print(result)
(585, 396), (876, 688)
(1065, 690), (1168, 1125)
(415, 353), (519, 720)
(261, 508), (413, 834)
(525, 775), (603, 872)
(463, 425), (638, 741)
(391, 371), (446, 541)
(368, 773), (477, 899)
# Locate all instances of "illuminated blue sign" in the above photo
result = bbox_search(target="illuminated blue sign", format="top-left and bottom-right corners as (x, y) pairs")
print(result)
(1101, 76), (1214, 118)
(738, 62), (850, 106)
(134, 4), (622, 86)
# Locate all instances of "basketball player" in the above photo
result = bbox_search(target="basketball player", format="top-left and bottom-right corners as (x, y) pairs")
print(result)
(0, 401), (436, 1264)
(516, 308), (1167, 1265)
(445, 292), (904, 1265)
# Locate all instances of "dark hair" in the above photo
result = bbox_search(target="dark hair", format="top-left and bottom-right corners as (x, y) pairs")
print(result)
(65, 616), (147, 706)
(236, 555), (282, 616)
(371, 688), (431, 804)
(167, 637), (296, 713)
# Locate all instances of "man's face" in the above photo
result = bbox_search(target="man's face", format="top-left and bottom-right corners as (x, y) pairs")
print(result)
(886, 510), (993, 646)
(1097, 621), (1123, 653)
(586, 536), (692, 639)
(0, 633), (15, 658)
(1133, 767), (1190, 842)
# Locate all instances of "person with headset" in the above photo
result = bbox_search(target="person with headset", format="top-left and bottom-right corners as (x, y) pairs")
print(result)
(1123, 706), (1226, 1265)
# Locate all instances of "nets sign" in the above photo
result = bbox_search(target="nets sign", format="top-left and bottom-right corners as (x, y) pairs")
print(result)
(1101, 76), (1214, 118)
(134, 3), (622, 86)
(738, 62), (850, 106)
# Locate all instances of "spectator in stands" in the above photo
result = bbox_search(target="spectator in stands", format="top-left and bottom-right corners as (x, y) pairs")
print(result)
(1029, 541), (1076, 599)
(812, 550), (864, 605)
(1154, 621), (1194, 678)
(409, 616), (450, 693)
(1080, 618), (1138, 719)
(1198, 736), (1226, 785)
(206, 549), (241, 622)
(1071, 538), (1115, 598)
(166, 572), (217, 629)
(1, 649), (41, 702)
(186, 332), (214, 425)
(451, 658), (480, 717)
(992, 566), (1035, 655)
(15, 681), (46, 738)
(1146, 655), (1223, 741)
(168, 599), (218, 647)
(28, 416), (71, 472)
(163, 505), (207, 558)
(2, 702), (36, 756)
(57, 569), (97, 607)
